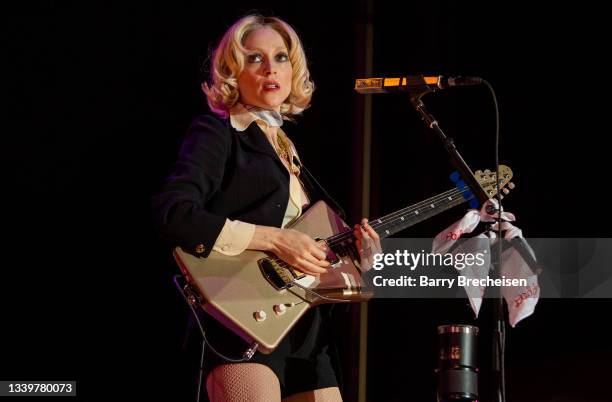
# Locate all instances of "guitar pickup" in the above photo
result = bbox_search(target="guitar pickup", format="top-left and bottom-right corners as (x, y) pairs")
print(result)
(258, 258), (294, 290)
(258, 239), (342, 290)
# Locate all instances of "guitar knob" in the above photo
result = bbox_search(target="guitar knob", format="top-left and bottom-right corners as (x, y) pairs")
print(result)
(508, 182), (516, 189)
(254, 310), (267, 322)
(273, 304), (287, 315)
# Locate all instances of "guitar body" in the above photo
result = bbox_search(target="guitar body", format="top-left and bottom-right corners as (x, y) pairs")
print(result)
(173, 200), (368, 354)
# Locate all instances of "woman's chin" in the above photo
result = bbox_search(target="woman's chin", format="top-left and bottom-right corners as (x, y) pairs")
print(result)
(257, 101), (283, 111)
(260, 93), (290, 109)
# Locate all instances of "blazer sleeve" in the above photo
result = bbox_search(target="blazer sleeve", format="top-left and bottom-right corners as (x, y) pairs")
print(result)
(151, 114), (231, 258)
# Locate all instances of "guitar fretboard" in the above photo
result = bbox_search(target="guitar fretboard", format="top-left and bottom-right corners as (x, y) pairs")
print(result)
(324, 188), (474, 249)
(370, 191), (472, 239)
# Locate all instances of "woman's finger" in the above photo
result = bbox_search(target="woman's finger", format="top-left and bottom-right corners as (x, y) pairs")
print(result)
(309, 245), (327, 261)
(360, 225), (371, 241)
(361, 218), (383, 253)
(301, 248), (330, 268)
(296, 258), (328, 276)
(354, 226), (362, 243)
(363, 221), (379, 240)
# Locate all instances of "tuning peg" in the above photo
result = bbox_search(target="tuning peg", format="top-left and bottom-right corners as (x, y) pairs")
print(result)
(502, 188), (510, 194)
(500, 195), (505, 200)
(507, 182), (516, 189)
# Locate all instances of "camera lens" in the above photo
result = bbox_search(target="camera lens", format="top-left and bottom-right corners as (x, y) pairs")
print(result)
(436, 324), (479, 401)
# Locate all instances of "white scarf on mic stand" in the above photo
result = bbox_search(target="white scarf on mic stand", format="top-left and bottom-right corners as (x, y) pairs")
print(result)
(432, 199), (540, 327)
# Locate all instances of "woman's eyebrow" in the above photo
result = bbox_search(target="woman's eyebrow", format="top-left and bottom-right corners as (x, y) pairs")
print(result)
(247, 46), (288, 52)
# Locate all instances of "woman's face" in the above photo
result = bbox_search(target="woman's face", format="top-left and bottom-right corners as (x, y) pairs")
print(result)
(238, 27), (293, 111)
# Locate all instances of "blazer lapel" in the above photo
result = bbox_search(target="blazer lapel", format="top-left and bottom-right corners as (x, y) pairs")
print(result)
(235, 123), (289, 176)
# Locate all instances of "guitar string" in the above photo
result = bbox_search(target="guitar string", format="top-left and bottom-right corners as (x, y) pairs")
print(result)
(270, 188), (475, 281)
(329, 174), (507, 244)
(327, 186), (476, 245)
(270, 189), (476, 272)
(268, 178), (509, 281)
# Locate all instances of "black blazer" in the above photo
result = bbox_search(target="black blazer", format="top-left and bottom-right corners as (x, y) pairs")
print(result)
(151, 113), (334, 258)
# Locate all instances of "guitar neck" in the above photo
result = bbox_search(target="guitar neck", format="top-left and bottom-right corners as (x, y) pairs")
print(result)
(369, 189), (471, 239)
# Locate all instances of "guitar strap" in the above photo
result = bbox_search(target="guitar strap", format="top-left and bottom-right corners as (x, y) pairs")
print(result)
(292, 156), (347, 220)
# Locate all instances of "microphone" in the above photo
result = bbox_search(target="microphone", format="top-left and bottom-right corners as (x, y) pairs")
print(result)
(354, 75), (483, 98)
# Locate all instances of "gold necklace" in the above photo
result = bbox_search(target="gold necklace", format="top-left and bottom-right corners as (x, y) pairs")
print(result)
(275, 130), (300, 176)
(275, 132), (289, 161)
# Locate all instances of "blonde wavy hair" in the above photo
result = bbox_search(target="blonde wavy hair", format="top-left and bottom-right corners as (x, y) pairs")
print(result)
(202, 15), (315, 119)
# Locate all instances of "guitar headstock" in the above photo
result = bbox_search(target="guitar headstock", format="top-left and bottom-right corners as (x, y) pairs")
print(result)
(475, 165), (515, 200)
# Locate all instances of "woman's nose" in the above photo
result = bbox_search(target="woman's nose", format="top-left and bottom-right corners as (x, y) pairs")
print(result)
(263, 60), (277, 75)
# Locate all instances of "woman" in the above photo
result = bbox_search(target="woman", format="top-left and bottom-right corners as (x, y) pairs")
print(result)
(152, 14), (379, 402)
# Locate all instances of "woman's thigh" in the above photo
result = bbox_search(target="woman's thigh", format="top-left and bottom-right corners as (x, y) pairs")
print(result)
(282, 386), (343, 402)
(206, 363), (282, 402)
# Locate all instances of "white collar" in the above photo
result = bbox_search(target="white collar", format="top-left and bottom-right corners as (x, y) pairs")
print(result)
(229, 103), (284, 132)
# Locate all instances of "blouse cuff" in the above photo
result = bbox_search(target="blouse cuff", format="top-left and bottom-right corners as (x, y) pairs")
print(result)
(213, 218), (256, 256)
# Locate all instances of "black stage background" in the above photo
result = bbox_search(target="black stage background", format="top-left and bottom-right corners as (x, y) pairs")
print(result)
(3, 1), (610, 401)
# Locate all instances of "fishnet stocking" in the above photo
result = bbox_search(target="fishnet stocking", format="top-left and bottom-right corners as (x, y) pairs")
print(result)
(205, 363), (343, 402)
(206, 363), (281, 402)
(282, 386), (343, 402)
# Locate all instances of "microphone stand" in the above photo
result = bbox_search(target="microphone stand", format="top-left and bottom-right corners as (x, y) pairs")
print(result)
(410, 97), (506, 402)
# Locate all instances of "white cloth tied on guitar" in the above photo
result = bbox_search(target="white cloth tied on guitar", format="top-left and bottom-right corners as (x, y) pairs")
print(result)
(432, 199), (539, 327)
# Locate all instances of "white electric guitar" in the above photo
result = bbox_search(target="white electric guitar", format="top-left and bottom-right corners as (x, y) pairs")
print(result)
(174, 166), (514, 353)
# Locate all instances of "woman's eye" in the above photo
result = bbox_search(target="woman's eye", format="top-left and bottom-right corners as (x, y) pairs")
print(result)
(276, 53), (289, 62)
(247, 54), (263, 63)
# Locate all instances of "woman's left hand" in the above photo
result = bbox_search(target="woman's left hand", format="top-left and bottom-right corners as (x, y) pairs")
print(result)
(353, 218), (382, 271)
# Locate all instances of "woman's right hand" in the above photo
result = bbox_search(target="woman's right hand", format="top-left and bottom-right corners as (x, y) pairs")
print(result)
(249, 226), (331, 276)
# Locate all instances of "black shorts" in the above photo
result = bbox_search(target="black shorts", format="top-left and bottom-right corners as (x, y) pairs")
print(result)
(185, 304), (340, 399)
